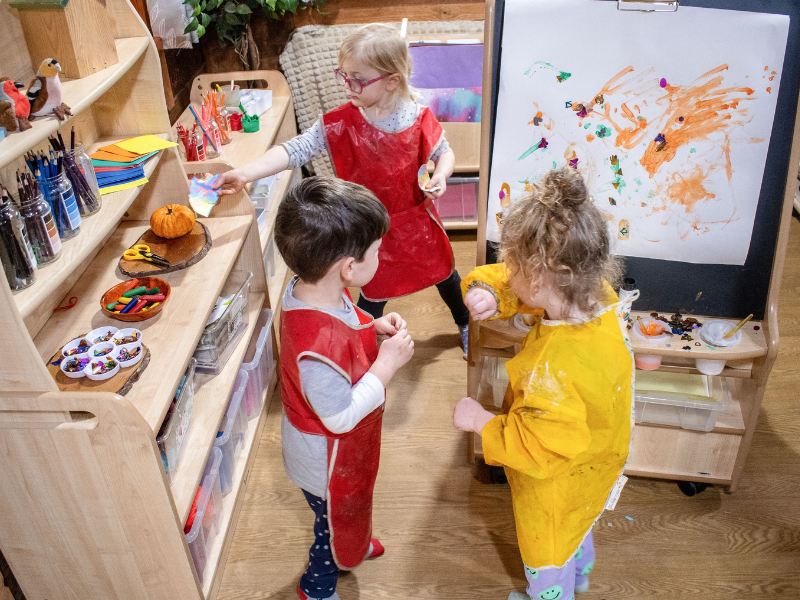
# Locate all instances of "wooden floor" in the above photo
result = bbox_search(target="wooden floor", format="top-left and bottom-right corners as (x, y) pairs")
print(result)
(217, 225), (800, 600)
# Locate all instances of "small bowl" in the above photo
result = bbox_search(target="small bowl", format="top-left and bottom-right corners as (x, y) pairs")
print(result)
(634, 353), (662, 370)
(62, 337), (93, 358)
(100, 277), (171, 322)
(696, 358), (727, 376)
(113, 328), (142, 346)
(632, 318), (671, 343)
(91, 342), (115, 358)
(88, 326), (118, 345)
(115, 342), (144, 368)
(61, 356), (90, 379)
(699, 319), (743, 348)
(84, 356), (120, 381)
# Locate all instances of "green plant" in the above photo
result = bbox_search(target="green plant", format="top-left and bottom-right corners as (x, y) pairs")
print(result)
(183, 0), (327, 69)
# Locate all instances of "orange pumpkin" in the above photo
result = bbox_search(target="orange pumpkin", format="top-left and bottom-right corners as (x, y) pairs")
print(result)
(150, 204), (195, 239)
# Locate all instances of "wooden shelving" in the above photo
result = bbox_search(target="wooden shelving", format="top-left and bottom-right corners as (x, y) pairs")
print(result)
(32, 216), (253, 431)
(171, 294), (265, 523)
(0, 37), (150, 170)
(13, 135), (168, 321)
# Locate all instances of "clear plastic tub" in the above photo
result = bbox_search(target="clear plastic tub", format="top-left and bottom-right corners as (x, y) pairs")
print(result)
(634, 370), (727, 432)
(433, 176), (479, 221)
(214, 371), (249, 495)
(194, 270), (252, 373)
(185, 446), (223, 583)
(479, 356), (508, 408)
(240, 308), (275, 420)
(157, 358), (197, 483)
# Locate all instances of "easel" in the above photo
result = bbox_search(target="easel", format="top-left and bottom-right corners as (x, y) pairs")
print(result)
(467, 0), (800, 494)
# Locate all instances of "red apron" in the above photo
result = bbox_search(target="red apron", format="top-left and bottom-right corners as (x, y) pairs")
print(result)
(322, 102), (454, 301)
(280, 292), (383, 570)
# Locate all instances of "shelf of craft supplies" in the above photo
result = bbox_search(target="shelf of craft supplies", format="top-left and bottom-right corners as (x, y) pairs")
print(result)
(12, 134), (170, 325)
(32, 216), (252, 431)
(200, 368), (276, 598)
(170, 293), (266, 523)
(0, 36), (150, 170)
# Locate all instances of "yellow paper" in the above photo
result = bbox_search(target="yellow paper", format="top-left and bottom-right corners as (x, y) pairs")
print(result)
(635, 371), (709, 398)
(115, 135), (178, 155)
(100, 178), (149, 195)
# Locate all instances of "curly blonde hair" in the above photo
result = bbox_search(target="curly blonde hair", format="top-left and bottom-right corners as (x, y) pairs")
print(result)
(339, 24), (415, 101)
(500, 167), (622, 315)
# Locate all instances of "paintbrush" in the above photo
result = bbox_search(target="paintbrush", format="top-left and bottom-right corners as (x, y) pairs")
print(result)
(636, 315), (647, 335)
(723, 313), (753, 339)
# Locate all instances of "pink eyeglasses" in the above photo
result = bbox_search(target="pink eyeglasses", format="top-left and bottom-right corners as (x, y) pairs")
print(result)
(334, 68), (393, 94)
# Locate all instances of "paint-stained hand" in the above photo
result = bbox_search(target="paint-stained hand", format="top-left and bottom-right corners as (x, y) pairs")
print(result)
(375, 313), (407, 342)
(464, 287), (497, 320)
(423, 173), (447, 200)
(453, 397), (494, 434)
(213, 169), (248, 195)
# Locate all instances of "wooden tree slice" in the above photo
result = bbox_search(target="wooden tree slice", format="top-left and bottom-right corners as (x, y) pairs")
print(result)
(118, 221), (212, 277)
(46, 344), (151, 396)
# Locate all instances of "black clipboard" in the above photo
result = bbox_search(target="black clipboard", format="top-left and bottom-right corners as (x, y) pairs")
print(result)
(485, 0), (800, 319)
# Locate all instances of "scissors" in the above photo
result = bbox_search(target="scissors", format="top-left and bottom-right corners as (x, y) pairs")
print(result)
(122, 244), (170, 268)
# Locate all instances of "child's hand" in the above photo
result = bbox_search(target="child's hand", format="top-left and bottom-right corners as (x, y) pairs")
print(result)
(423, 173), (447, 200)
(375, 313), (407, 339)
(464, 288), (498, 320)
(213, 170), (248, 196)
(453, 397), (494, 434)
(369, 329), (414, 386)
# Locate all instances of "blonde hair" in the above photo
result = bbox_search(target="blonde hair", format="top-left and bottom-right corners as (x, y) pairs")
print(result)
(500, 167), (622, 315)
(339, 24), (415, 101)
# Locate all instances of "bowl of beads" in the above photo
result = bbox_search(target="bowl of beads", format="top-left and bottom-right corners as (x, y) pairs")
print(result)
(62, 337), (92, 359)
(60, 355), (91, 379)
(91, 342), (115, 358)
(113, 328), (142, 346)
(84, 356), (120, 381)
(101, 277), (170, 322)
(88, 326), (119, 345)
(115, 342), (144, 368)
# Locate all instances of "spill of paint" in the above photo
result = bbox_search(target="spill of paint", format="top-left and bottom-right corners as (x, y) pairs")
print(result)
(529, 61), (572, 83)
(660, 78), (667, 88)
(596, 124), (611, 138)
(634, 178), (642, 185)
(552, 161), (557, 169)
(586, 134), (595, 142)
(641, 202), (646, 207)
(584, 123), (592, 129)
(518, 138), (549, 160)
(767, 87), (772, 93)
(690, 148), (696, 153)
(557, 71), (572, 83)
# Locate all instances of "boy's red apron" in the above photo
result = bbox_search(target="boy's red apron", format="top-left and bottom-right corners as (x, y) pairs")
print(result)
(280, 297), (383, 570)
(322, 102), (454, 301)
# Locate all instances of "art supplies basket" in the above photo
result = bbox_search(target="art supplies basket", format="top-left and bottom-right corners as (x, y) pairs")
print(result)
(100, 277), (171, 322)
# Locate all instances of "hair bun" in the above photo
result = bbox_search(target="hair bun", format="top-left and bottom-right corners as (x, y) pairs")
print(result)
(536, 167), (590, 211)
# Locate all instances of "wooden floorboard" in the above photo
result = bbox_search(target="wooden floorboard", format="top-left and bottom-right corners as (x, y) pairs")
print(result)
(217, 226), (800, 599)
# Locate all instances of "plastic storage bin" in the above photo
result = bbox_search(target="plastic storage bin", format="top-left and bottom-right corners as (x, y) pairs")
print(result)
(185, 446), (223, 584)
(634, 370), (728, 432)
(214, 371), (249, 495)
(479, 356), (508, 408)
(194, 270), (252, 373)
(433, 176), (479, 221)
(157, 358), (197, 483)
(240, 308), (276, 420)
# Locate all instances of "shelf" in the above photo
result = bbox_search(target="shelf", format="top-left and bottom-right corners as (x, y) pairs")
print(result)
(0, 37), (150, 170)
(202, 368), (277, 598)
(171, 292), (266, 523)
(258, 168), (298, 256)
(32, 215), (253, 430)
(13, 134), (168, 321)
(443, 219), (478, 230)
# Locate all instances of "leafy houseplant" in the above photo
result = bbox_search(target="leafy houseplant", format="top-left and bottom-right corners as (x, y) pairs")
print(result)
(183, 0), (327, 70)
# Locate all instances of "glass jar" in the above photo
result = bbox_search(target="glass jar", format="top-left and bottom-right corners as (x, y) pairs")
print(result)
(0, 196), (37, 291)
(197, 119), (220, 159)
(64, 142), (102, 217)
(41, 172), (81, 240)
(18, 189), (62, 266)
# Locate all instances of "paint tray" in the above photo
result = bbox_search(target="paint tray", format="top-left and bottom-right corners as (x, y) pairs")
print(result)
(634, 371), (727, 432)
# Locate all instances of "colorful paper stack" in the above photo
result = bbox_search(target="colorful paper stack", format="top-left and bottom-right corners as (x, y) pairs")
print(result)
(90, 135), (178, 195)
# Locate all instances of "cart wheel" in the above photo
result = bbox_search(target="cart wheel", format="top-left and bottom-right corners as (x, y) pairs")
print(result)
(677, 481), (709, 496)
(489, 466), (508, 485)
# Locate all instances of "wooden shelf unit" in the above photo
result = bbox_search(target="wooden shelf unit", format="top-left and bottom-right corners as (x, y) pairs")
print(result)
(0, 2), (288, 599)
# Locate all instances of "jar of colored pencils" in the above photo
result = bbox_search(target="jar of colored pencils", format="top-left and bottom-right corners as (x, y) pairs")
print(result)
(17, 173), (61, 267)
(0, 193), (37, 291)
(40, 173), (81, 241)
(64, 142), (102, 217)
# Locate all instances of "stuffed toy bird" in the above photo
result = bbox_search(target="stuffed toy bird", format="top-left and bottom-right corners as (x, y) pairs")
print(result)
(0, 78), (31, 131)
(27, 59), (72, 121)
(0, 101), (16, 132)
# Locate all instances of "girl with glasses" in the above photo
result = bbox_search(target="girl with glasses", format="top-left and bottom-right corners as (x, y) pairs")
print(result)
(214, 23), (470, 359)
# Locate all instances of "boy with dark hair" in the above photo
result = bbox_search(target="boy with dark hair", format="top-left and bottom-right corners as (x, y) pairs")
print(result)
(276, 177), (415, 600)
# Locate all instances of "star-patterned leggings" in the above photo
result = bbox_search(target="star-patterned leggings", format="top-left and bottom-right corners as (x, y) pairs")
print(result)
(524, 531), (595, 600)
(299, 490), (339, 600)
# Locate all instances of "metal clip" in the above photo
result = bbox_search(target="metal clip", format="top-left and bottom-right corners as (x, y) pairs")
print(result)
(618, 0), (678, 11)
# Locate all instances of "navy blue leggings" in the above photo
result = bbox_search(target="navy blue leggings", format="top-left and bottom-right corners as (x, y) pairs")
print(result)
(299, 490), (339, 599)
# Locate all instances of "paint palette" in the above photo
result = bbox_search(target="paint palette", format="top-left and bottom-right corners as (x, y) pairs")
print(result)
(417, 164), (441, 193)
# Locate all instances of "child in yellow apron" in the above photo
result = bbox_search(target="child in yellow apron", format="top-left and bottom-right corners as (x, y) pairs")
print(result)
(454, 167), (634, 600)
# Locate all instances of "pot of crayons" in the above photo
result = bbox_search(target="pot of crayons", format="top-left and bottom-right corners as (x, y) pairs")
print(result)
(177, 122), (208, 162)
(101, 276), (171, 322)
(23, 149), (82, 241)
